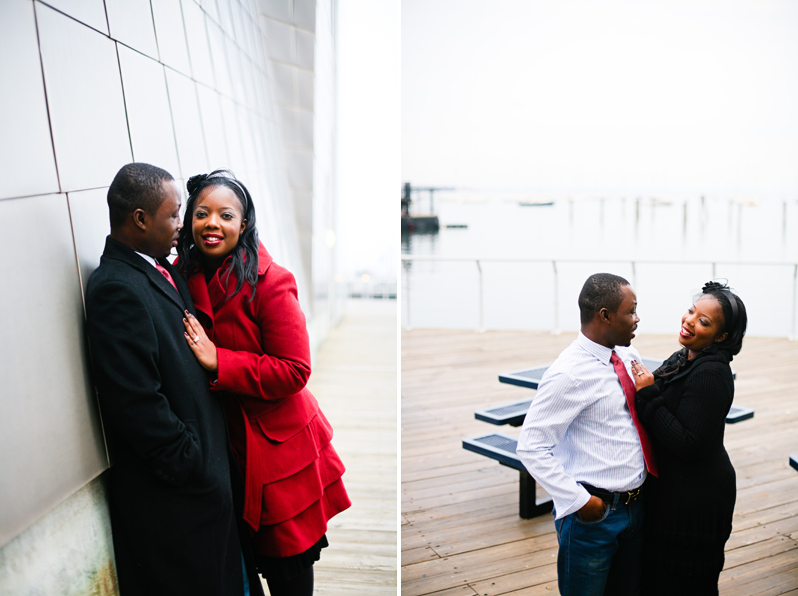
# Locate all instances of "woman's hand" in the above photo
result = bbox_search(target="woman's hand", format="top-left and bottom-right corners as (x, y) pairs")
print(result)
(631, 360), (654, 390)
(183, 311), (218, 373)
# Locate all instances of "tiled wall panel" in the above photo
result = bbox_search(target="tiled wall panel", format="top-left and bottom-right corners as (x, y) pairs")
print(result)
(220, 96), (247, 170)
(216, 0), (236, 36)
(36, 3), (132, 192)
(271, 62), (295, 104)
(296, 69), (315, 109)
(294, 0), (316, 30)
(165, 69), (210, 179)
(227, 39), (249, 105)
(207, 20), (234, 98)
(182, 0), (215, 87)
(201, 0), (221, 22)
(0, 194), (107, 547)
(118, 45), (181, 176)
(43, 0), (108, 34)
(67, 188), (111, 295)
(0, 0), (60, 200)
(265, 18), (293, 62)
(261, 0), (291, 21)
(152, 0), (193, 77)
(197, 85), (232, 168)
(295, 28), (315, 69)
(106, 0), (159, 59)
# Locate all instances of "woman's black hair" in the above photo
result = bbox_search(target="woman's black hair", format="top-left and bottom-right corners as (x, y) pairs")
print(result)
(695, 280), (747, 358)
(176, 169), (259, 301)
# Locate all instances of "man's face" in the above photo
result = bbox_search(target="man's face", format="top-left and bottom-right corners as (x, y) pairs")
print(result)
(606, 285), (639, 347)
(143, 180), (182, 258)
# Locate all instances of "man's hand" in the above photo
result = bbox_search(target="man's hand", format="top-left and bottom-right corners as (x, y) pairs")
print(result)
(576, 495), (606, 522)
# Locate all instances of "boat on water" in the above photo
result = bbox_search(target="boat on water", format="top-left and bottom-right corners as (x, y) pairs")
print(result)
(517, 200), (554, 207)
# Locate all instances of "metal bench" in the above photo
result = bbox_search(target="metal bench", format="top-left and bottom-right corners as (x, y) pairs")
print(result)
(462, 432), (553, 519)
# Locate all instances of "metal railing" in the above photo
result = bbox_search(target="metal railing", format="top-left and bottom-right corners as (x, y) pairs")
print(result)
(401, 255), (798, 339)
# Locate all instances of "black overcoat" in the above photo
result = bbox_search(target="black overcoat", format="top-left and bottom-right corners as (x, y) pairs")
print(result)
(86, 236), (261, 595)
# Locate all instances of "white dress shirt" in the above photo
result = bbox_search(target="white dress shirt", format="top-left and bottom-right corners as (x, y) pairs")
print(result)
(517, 332), (647, 519)
(135, 251), (158, 268)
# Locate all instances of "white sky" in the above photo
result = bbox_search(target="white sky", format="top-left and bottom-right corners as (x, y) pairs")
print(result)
(402, 0), (798, 196)
(337, 0), (400, 282)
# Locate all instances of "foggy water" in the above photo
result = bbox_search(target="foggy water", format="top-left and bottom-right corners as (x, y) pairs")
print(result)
(401, 190), (798, 337)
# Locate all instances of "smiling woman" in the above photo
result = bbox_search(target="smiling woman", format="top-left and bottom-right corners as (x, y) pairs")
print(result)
(175, 170), (351, 596)
(678, 295), (728, 359)
(192, 185), (247, 270)
(632, 281), (748, 595)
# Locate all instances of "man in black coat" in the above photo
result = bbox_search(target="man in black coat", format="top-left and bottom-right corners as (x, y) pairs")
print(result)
(86, 163), (261, 595)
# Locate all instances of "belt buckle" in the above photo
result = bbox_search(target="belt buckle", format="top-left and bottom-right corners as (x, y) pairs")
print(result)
(624, 488), (641, 505)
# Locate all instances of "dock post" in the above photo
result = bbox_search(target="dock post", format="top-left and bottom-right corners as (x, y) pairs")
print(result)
(792, 264), (797, 341)
(402, 260), (411, 330)
(476, 260), (484, 333)
(552, 261), (560, 335)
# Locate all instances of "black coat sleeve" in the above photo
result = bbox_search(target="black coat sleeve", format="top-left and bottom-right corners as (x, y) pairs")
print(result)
(86, 280), (202, 486)
(635, 365), (731, 462)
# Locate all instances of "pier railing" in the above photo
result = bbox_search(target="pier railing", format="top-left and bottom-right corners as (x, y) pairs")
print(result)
(400, 256), (798, 339)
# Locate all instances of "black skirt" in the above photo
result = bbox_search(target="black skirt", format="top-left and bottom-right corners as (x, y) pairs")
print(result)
(254, 535), (329, 584)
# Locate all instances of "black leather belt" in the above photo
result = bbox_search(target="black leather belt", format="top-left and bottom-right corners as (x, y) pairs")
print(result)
(582, 483), (643, 506)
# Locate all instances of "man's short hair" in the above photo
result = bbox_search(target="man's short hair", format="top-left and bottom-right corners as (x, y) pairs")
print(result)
(578, 273), (630, 324)
(107, 163), (175, 228)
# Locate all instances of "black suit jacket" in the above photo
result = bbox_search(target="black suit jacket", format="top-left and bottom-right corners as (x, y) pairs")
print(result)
(86, 236), (258, 595)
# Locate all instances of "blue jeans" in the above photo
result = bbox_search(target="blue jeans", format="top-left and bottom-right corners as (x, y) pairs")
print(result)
(553, 493), (645, 596)
(242, 552), (251, 596)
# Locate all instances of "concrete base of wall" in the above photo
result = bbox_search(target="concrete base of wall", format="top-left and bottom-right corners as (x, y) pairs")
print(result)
(0, 474), (118, 596)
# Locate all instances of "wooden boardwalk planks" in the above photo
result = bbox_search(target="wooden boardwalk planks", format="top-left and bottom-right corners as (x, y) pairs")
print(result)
(259, 300), (397, 595)
(402, 328), (798, 595)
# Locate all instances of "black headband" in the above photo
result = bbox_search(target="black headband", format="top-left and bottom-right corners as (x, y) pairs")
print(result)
(187, 172), (248, 212)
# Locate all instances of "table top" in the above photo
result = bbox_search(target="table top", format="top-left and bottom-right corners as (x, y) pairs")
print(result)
(498, 357), (667, 390)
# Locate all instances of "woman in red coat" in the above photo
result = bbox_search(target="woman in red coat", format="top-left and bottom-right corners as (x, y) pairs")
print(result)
(175, 170), (351, 596)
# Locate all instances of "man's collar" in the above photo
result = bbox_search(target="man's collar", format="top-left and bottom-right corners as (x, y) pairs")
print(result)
(134, 251), (158, 268)
(577, 331), (615, 365)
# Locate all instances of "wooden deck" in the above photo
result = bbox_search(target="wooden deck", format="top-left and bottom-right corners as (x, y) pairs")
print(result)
(401, 329), (798, 595)
(259, 299), (397, 595)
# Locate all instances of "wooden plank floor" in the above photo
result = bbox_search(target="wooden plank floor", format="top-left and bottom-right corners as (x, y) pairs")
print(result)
(260, 299), (398, 595)
(401, 329), (798, 596)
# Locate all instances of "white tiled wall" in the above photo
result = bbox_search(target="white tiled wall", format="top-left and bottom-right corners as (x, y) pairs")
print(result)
(0, 0), (341, 570)
(259, 0), (342, 344)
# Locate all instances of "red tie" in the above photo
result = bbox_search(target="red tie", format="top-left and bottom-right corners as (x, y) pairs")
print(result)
(611, 351), (658, 477)
(155, 263), (178, 291)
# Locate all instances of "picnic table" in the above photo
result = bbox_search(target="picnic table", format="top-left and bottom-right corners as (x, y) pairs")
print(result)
(463, 357), (752, 519)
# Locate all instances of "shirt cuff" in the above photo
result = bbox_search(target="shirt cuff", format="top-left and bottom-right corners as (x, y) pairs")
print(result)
(556, 487), (592, 520)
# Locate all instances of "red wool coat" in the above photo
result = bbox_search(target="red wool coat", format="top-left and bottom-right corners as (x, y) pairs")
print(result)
(186, 242), (351, 558)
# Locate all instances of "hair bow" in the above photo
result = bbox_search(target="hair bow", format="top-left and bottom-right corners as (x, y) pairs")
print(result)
(702, 280), (729, 294)
(186, 173), (210, 195)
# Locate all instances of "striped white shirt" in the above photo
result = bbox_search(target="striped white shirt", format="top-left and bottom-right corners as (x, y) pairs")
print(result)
(517, 332), (647, 519)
